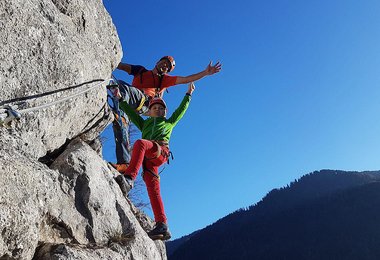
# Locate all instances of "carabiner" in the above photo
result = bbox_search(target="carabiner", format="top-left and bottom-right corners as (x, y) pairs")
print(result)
(0, 105), (21, 126)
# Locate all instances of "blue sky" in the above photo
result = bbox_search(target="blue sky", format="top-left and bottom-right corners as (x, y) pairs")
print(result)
(102, 0), (380, 239)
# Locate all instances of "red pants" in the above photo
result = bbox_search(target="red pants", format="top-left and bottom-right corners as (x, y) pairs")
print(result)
(125, 139), (169, 223)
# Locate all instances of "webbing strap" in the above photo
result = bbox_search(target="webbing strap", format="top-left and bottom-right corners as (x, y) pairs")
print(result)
(142, 161), (160, 179)
(135, 95), (146, 112)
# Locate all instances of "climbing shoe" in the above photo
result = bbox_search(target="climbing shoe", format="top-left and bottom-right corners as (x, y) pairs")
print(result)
(115, 174), (134, 196)
(148, 222), (172, 241)
(109, 162), (129, 174)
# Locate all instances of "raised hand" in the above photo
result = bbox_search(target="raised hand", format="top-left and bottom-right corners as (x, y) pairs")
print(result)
(205, 61), (222, 75)
(187, 82), (196, 95)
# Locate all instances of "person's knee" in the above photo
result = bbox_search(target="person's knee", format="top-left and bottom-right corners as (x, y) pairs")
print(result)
(134, 139), (153, 150)
(134, 139), (145, 148)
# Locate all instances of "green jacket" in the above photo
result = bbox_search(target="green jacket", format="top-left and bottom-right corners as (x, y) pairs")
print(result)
(119, 94), (191, 143)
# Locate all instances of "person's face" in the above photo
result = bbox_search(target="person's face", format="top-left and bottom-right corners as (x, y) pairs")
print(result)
(155, 59), (171, 74)
(149, 104), (166, 117)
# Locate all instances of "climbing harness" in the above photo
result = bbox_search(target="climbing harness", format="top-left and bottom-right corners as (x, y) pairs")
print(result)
(0, 79), (110, 126)
(137, 69), (165, 98)
(135, 95), (147, 112)
(152, 71), (164, 98)
(141, 140), (174, 179)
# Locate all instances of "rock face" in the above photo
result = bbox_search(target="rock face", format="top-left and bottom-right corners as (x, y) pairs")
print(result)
(0, 0), (167, 259)
(0, 0), (120, 159)
(0, 139), (166, 260)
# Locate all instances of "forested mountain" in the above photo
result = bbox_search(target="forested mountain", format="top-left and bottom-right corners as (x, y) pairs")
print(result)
(167, 170), (380, 260)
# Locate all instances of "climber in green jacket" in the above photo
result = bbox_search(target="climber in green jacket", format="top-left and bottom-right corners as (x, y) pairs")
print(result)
(114, 82), (195, 240)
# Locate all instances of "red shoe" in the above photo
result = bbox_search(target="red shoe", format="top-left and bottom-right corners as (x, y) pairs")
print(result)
(109, 163), (129, 174)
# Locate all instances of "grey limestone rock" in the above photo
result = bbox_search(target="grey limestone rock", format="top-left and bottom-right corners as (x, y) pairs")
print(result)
(0, 0), (120, 159)
(0, 0), (167, 259)
(0, 139), (166, 260)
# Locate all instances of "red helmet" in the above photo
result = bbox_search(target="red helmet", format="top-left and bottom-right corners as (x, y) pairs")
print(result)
(159, 56), (176, 72)
(149, 97), (167, 109)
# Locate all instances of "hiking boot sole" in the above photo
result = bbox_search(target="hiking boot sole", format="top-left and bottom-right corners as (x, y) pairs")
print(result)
(149, 232), (171, 241)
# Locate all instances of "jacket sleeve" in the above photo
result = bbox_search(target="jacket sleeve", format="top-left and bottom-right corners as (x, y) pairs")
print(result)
(130, 65), (147, 76)
(119, 101), (144, 131)
(167, 94), (191, 126)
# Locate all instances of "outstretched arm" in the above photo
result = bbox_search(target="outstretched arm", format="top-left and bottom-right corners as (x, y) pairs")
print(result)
(119, 101), (144, 131)
(117, 62), (132, 74)
(168, 83), (196, 125)
(175, 61), (222, 85)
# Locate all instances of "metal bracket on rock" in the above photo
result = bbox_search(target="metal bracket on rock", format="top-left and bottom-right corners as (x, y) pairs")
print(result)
(0, 105), (21, 127)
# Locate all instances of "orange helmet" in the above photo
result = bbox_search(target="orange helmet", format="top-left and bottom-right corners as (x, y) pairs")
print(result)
(149, 97), (167, 109)
(159, 56), (176, 72)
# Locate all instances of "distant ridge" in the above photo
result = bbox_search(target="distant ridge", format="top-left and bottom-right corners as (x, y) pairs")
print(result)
(167, 170), (380, 260)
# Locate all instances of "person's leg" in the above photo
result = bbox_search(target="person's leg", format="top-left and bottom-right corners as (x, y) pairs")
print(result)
(124, 139), (158, 180)
(112, 114), (130, 164)
(143, 157), (172, 240)
(143, 164), (166, 223)
(118, 80), (147, 111)
(115, 139), (158, 195)
(141, 146), (170, 223)
(143, 156), (171, 240)
(109, 81), (135, 167)
(110, 80), (146, 164)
